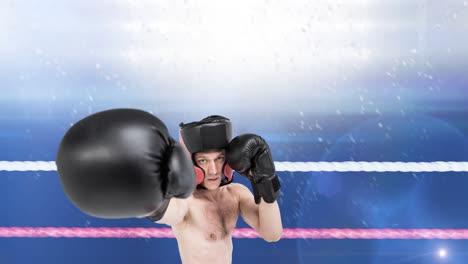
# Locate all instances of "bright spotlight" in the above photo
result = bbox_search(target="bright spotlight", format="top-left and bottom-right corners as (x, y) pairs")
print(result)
(438, 248), (447, 258)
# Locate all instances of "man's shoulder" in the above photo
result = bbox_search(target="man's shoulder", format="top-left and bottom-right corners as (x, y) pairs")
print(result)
(223, 183), (245, 191)
(223, 183), (251, 197)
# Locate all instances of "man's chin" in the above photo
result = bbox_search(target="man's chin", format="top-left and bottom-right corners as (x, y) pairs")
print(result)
(203, 180), (221, 190)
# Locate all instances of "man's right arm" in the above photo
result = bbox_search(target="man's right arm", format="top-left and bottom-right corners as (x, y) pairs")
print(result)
(153, 197), (190, 226)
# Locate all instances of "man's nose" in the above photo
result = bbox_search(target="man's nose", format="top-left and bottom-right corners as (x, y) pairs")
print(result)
(207, 161), (218, 175)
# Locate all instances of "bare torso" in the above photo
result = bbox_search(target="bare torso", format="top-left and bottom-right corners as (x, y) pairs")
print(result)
(172, 184), (241, 264)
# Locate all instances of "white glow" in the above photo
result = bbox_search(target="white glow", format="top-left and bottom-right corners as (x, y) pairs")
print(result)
(438, 248), (447, 258)
(119, 0), (374, 78)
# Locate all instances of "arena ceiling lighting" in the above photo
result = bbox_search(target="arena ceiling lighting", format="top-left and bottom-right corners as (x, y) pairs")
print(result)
(121, 0), (373, 76)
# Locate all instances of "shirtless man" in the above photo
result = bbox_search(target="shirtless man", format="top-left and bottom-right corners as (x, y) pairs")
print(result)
(56, 109), (282, 264)
(155, 116), (283, 264)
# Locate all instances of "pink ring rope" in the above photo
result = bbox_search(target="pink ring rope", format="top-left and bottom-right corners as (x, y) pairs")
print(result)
(1, 227), (468, 239)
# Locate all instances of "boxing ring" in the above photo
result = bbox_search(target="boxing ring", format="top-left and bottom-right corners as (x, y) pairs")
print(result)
(2, 0), (468, 263)
(2, 161), (468, 240)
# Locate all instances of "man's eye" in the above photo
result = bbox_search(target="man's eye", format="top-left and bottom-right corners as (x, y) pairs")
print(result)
(217, 157), (225, 162)
(198, 159), (206, 164)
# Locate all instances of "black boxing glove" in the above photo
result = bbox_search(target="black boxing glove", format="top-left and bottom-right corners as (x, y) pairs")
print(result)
(56, 108), (196, 221)
(226, 134), (281, 204)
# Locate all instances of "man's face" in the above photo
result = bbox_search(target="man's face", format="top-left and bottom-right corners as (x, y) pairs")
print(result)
(194, 149), (225, 190)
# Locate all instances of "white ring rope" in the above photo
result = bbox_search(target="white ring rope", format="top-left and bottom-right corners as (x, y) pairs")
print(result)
(0, 161), (57, 171)
(275, 161), (468, 172)
(1, 161), (468, 172)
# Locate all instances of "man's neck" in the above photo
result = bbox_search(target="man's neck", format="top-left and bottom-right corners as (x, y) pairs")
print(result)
(194, 187), (222, 201)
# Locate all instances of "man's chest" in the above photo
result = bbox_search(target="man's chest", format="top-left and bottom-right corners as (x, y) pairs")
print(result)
(188, 195), (239, 240)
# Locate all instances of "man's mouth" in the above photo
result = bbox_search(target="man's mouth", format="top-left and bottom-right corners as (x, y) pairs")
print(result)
(207, 177), (219, 182)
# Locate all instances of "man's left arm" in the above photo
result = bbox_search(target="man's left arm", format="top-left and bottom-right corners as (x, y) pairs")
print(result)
(226, 134), (284, 242)
(237, 184), (283, 242)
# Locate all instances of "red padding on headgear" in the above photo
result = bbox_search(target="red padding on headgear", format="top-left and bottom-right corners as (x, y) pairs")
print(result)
(223, 163), (233, 182)
(194, 163), (234, 185)
(194, 166), (205, 185)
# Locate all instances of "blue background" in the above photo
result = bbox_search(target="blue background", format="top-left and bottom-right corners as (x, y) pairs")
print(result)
(1, 0), (468, 263)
